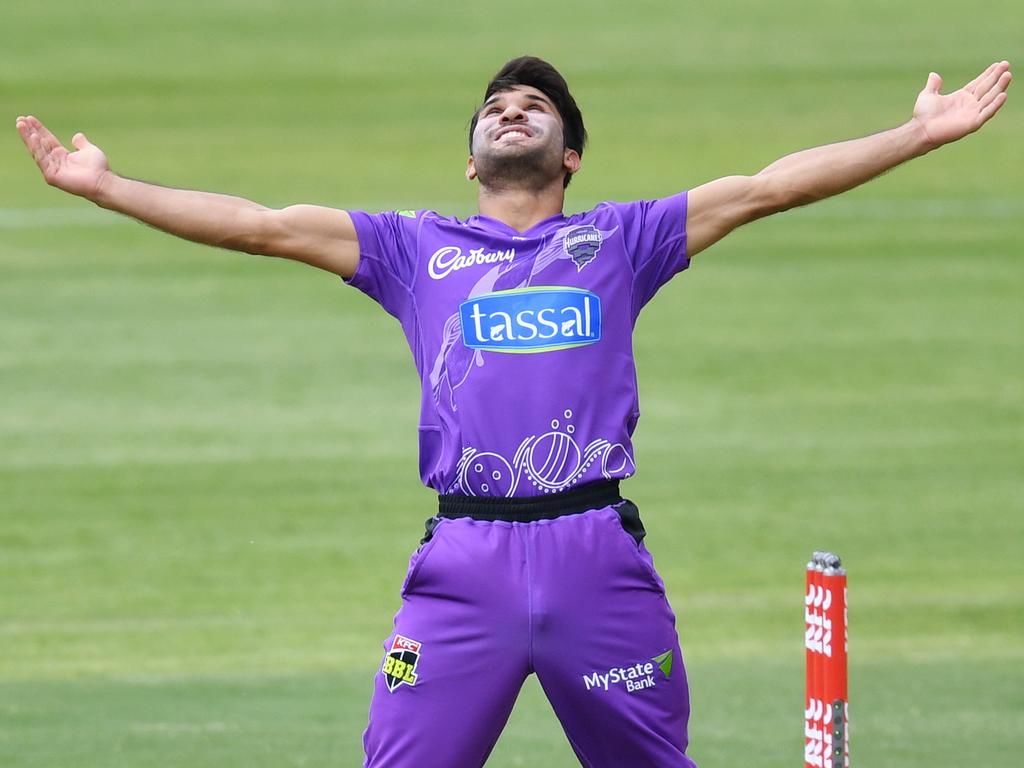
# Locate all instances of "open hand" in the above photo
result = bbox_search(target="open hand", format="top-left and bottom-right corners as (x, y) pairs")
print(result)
(912, 61), (1012, 148)
(15, 116), (111, 199)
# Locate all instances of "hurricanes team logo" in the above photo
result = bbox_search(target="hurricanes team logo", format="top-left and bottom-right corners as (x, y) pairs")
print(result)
(563, 225), (604, 271)
(382, 635), (422, 692)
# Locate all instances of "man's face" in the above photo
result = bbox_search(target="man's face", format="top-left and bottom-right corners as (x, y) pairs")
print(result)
(467, 86), (580, 189)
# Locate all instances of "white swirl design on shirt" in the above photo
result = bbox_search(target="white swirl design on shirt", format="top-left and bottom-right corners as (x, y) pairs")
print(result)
(450, 409), (635, 496)
(428, 223), (618, 411)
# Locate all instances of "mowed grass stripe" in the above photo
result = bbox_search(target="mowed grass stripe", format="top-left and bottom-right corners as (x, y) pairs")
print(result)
(3, 196), (1024, 229)
(1, 659), (1021, 767)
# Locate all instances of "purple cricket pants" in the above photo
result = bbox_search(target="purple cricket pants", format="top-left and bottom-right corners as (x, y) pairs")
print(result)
(363, 481), (697, 767)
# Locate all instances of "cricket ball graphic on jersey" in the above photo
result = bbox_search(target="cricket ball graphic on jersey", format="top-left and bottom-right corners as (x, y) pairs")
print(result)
(453, 409), (637, 496)
(382, 634), (422, 692)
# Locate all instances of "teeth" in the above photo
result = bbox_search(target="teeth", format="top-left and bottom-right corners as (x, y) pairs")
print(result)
(500, 130), (528, 140)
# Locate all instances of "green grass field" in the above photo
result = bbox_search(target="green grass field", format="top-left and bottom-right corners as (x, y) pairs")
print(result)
(2, 1), (1022, 765)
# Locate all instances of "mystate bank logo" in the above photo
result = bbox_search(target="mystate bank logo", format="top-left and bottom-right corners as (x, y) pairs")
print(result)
(459, 286), (601, 353)
(583, 650), (674, 695)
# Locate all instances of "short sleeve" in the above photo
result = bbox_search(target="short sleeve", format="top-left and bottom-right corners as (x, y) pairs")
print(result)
(345, 210), (419, 320)
(610, 192), (689, 312)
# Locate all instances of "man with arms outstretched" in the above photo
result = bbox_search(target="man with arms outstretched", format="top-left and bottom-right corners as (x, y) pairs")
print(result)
(17, 57), (1011, 767)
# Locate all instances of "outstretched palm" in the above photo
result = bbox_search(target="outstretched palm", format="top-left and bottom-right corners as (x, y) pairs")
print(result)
(912, 61), (1012, 148)
(15, 116), (110, 199)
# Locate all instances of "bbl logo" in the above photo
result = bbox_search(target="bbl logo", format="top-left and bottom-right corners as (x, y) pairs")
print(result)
(563, 225), (604, 271)
(382, 634), (422, 692)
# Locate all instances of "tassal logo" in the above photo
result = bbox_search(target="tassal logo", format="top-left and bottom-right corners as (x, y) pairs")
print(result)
(459, 287), (601, 354)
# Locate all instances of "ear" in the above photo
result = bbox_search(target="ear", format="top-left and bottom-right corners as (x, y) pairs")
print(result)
(466, 155), (478, 182)
(563, 148), (581, 176)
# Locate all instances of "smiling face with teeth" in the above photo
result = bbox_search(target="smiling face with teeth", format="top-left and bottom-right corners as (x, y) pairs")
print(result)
(467, 85), (581, 193)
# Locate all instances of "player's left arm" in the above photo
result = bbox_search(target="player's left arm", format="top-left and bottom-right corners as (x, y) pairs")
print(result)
(685, 61), (1012, 258)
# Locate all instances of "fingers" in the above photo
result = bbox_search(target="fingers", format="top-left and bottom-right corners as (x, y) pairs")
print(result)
(979, 91), (1008, 124)
(945, 61), (1012, 130)
(969, 60), (1010, 97)
(14, 115), (66, 178)
(978, 70), (1011, 125)
(15, 116), (32, 151)
(972, 65), (1012, 131)
(16, 115), (48, 152)
(15, 115), (35, 145)
(964, 62), (999, 94)
(29, 116), (63, 154)
(924, 72), (942, 94)
(15, 115), (48, 165)
(977, 69), (1013, 107)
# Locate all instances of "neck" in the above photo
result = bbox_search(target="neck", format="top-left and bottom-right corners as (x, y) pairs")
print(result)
(476, 183), (566, 233)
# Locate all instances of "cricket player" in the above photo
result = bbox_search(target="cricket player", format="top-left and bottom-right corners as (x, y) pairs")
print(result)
(16, 56), (1011, 767)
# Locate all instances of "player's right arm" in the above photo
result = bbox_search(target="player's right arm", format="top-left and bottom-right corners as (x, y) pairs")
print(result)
(15, 116), (358, 279)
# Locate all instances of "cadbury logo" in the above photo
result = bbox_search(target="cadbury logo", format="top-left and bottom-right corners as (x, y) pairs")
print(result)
(429, 246), (515, 280)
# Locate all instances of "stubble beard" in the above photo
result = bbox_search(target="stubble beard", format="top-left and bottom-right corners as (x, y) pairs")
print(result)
(473, 139), (564, 193)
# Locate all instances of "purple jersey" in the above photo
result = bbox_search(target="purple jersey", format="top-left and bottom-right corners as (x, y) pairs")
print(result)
(346, 193), (688, 497)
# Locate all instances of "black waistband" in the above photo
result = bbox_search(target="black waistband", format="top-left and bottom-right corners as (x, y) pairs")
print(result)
(437, 480), (622, 522)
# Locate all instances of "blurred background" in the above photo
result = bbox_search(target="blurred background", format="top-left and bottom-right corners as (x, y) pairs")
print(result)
(1, 1), (1021, 765)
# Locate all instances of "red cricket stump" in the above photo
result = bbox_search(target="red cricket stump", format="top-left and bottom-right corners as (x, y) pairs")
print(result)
(804, 555), (824, 768)
(805, 552), (848, 768)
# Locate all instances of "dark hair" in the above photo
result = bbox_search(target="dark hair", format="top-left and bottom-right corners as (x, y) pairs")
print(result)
(469, 56), (587, 188)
